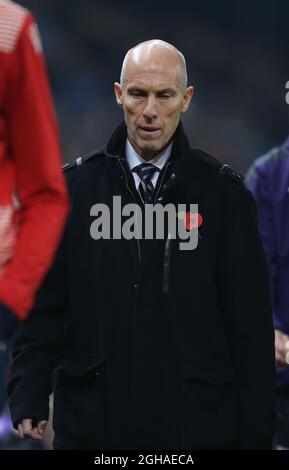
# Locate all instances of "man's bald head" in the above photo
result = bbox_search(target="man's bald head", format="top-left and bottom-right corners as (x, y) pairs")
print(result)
(114, 39), (193, 161)
(120, 40), (188, 92)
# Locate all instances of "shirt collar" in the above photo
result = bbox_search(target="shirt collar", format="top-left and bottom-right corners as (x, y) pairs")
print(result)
(126, 138), (172, 171)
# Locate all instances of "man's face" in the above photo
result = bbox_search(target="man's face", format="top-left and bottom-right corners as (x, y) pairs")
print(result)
(114, 50), (193, 160)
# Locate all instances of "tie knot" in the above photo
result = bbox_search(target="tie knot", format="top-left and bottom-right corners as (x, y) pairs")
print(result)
(132, 163), (160, 182)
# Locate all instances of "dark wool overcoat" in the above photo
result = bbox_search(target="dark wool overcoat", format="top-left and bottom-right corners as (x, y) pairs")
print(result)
(8, 122), (275, 449)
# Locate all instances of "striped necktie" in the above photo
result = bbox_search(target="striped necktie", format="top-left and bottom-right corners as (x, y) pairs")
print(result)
(132, 163), (161, 203)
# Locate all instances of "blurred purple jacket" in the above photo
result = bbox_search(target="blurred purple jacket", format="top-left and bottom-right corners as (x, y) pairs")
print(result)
(245, 136), (289, 388)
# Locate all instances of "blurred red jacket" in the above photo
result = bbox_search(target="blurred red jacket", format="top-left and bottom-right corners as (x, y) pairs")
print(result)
(0, 0), (69, 319)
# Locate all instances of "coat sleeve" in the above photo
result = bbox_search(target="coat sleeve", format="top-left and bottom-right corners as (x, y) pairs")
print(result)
(219, 183), (275, 449)
(7, 224), (68, 427)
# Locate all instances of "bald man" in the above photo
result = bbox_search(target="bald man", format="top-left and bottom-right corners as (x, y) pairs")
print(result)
(8, 40), (275, 449)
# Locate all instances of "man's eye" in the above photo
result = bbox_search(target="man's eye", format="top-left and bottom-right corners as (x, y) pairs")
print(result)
(159, 94), (171, 99)
(131, 92), (145, 98)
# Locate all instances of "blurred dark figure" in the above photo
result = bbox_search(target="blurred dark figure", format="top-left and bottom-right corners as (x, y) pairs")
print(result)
(246, 136), (289, 450)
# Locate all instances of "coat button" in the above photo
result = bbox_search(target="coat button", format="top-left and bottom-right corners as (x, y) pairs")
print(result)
(171, 173), (176, 179)
(133, 283), (138, 288)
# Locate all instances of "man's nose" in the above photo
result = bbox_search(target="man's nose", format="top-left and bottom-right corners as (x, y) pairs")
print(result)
(143, 96), (157, 119)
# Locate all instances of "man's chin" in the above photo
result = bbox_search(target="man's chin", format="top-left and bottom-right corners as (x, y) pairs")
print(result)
(139, 143), (162, 155)
(137, 137), (165, 151)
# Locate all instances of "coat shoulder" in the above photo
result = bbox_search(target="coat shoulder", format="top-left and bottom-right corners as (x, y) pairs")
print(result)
(62, 146), (106, 174)
(190, 148), (244, 185)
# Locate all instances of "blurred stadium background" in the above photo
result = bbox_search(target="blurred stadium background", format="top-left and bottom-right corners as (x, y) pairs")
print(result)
(18, 0), (289, 173)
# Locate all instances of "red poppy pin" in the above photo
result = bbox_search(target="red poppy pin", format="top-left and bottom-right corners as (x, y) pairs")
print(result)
(177, 211), (203, 231)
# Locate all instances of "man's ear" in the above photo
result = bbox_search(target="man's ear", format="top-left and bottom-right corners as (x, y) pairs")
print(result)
(181, 86), (194, 113)
(114, 82), (123, 107)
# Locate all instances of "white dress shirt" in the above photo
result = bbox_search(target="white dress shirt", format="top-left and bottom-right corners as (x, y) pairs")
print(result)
(126, 139), (172, 193)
